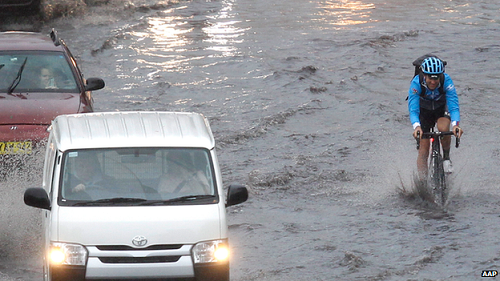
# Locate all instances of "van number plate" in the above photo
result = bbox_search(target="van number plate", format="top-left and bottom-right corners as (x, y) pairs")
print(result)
(0, 141), (33, 155)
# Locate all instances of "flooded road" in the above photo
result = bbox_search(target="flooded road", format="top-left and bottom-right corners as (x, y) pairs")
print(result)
(2, 0), (500, 280)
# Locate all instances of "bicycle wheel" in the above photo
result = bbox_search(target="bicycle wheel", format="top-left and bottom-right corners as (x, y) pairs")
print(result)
(429, 154), (447, 205)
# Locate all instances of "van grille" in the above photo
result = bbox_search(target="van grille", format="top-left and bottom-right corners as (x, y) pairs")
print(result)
(98, 256), (181, 264)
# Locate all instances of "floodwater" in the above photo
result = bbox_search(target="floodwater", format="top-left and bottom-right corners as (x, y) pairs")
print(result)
(1, 0), (500, 280)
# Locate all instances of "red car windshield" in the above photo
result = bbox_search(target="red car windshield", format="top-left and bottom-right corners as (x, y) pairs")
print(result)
(0, 51), (79, 93)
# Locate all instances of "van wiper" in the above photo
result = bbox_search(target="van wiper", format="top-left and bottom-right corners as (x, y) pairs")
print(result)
(140, 195), (216, 206)
(72, 197), (147, 206)
(7, 57), (28, 95)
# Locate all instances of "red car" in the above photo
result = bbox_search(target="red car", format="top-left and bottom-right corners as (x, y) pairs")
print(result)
(0, 30), (104, 156)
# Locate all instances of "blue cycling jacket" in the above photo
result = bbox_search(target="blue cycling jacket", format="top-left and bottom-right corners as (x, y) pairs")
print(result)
(408, 73), (460, 127)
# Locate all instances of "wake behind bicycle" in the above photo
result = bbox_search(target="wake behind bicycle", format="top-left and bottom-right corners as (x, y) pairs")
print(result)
(415, 128), (460, 205)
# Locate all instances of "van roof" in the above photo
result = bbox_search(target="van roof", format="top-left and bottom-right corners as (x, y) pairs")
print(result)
(51, 111), (215, 151)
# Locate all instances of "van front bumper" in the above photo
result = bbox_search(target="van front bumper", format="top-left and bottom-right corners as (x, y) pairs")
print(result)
(50, 256), (229, 281)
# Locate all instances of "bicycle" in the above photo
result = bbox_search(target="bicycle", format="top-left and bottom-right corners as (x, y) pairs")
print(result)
(416, 128), (460, 205)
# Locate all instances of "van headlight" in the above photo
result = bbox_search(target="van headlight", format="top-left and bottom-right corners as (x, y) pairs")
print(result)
(49, 243), (88, 266)
(191, 240), (229, 264)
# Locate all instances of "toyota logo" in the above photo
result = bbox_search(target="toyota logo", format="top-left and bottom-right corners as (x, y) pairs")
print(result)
(132, 235), (148, 247)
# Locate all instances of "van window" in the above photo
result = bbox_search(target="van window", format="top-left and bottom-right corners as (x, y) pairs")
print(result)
(58, 148), (217, 206)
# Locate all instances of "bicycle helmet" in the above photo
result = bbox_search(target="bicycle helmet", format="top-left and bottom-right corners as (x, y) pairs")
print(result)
(420, 57), (444, 75)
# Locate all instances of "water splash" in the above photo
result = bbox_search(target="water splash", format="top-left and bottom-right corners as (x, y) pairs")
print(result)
(0, 151), (44, 279)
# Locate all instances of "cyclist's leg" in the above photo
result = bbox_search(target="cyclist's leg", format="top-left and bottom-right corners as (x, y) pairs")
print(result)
(418, 108), (436, 178)
(417, 139), (430, 177)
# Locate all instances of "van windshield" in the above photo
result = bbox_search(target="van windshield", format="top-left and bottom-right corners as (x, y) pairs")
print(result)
(59, 148), (218, 206)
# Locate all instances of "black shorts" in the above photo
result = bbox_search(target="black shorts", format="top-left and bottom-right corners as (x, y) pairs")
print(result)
(419, 107), (451, 136)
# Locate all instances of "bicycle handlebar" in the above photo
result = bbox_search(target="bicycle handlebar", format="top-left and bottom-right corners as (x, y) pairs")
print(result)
(415, 129), (460, 150)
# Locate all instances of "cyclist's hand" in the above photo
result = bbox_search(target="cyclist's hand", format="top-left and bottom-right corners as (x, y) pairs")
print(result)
(452, 125), (463, 138)
(413, 126), (423, 139)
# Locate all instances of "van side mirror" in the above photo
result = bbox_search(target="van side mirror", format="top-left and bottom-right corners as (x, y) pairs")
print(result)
(226, 184), (248, 207)
(24, 188), (51, 210)
(85, 77), (105, 91)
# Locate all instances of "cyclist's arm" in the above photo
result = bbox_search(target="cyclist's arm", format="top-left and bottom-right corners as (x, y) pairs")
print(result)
(408, 76), (422, 129)
(443, 73), (460, 126)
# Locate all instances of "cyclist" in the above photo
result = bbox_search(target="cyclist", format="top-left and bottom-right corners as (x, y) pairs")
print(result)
(408, 56), (464, 177)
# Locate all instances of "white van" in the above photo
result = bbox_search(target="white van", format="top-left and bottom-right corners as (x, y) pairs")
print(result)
(24, 111), (248, 281)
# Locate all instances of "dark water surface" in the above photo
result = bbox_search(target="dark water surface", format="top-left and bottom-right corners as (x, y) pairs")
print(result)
(1, 0), (500, 280)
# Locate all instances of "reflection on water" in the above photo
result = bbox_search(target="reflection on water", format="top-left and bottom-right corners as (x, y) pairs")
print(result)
(203, 0), (247, 55)
(318, 0), (375, 28)
(126, 0), (247, 78)
(204, 20), (245, 54)
(117, 0), (381, 89)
